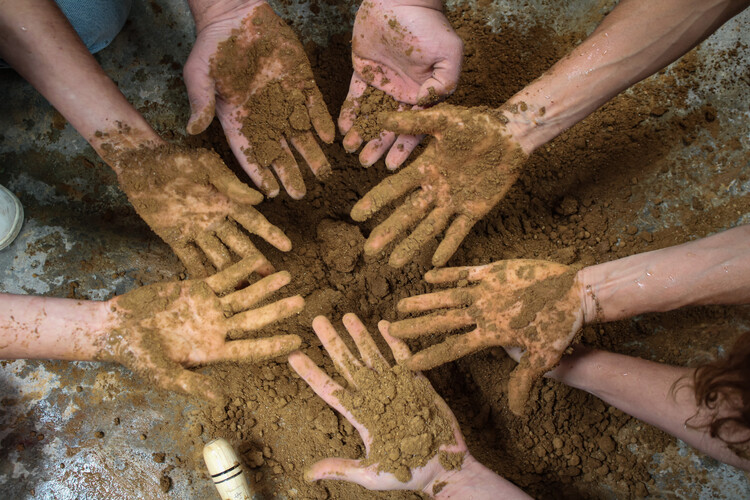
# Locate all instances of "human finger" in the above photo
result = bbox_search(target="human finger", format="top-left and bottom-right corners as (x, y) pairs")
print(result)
(378, 320), (412, 365)
(221, 271), (292, 313)
(271, 138), (306, 200)
(432, 214), (476, 267)
(423, 264), (493, 284)
(338, 73), (367, 135)
(415, 54), (463, 106)
(396, 289), (472, 314)
(233, 210), (292, 253)
(205, 255), (268, 295)
(342, 127), (364, 154)
(227, 295), (305, 331)
(172, 242), (208, 278)
(350, 162), (422, 222)
(359, 131), (397, 167)
(216, 101), (281, 197)
(288, 351), (357, 426)
(342, 313), (388, 371)
(389, 309), (473, 339)
(312, 315), (362, 387)
(385, 133), (423, 171)
(289, 132), (332, 179)
(389, 207), (452, 268)
(507, 354), (543, 416)
(306, 86), (335, 143)
(363, 190), (431, 257)
(214, 221), (275, 277)
(213, 334), (302, 363)
(406, 329), (486, 372)
(381, 109), (449, 136)
(183, 47), (216, 135)
(305, 458), (380, 488)
(195, 232), (233, 271)
(211, 170), (264, 206)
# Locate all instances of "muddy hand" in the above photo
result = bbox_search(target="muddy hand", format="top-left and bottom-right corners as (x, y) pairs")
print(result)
(339, 0), (463, 169)
(114, 146), (291, 278)
(288, 314), (469, 492)
(97, 257), (304, 401)
(184, 1), (335, 199)
(391, 260), (585, 415)
(351, 104), (526, 268)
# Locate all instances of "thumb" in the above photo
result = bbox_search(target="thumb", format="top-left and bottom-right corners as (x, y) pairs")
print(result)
(183, 49), (217, 135)
(416, 59), (462, 107)
(305, 458), (373, 486)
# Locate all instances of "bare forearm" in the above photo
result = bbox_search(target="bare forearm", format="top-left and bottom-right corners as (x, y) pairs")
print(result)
(578, 226), (750, 322)
(550, 348), (750, 471)
(504, 0), (749, 154)
(0, 293), (110, 360)
(0, 0), (160, 159)
(430, 455), (532, 499)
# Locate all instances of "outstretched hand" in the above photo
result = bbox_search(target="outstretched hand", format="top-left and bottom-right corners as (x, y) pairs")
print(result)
(351, 104), (526, 268)
(339, 0), (463, 169)
(113, 145), (291, 278)
(391, 260), (585, 415)
(184, 1), (335, 199)
(288, 314), (468, 494)
(98, 257), (304, 401)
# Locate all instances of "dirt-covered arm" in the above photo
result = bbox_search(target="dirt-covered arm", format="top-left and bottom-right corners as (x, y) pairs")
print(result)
(0, 259), (304, 399)
(0, 293), (111, 360)
(546, 347), (750, 471)
(578, 226), (750, 323)
(0, 0), (162, 157)
(503, 0), (750, 154)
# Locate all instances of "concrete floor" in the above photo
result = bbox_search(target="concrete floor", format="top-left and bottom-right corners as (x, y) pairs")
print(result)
(0, 0), (749, 498)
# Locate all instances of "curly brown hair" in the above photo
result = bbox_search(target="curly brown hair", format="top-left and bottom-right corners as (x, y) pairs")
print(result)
(691, 330), (750, 458)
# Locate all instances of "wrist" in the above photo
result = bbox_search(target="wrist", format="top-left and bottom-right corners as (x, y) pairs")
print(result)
(423, 454), (479, 498)
(188, 0), (267, 32)
(577, 266), (601, 325)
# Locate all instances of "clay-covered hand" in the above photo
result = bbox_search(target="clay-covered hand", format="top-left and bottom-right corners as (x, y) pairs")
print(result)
(351, 104), (526, 268)
(288, 314), (469, 493)
(391, 260), (585, 415)
(98, 257), (304, 400)
(114, 145), (291, 278)
(339, 0), (463, 169)
(184, 1), (335, 199)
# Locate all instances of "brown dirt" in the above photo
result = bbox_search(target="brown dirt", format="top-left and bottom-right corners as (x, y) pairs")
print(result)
(7, 3), (748, 500)
(335, 363), (461, 482)
(350, 86), (401, 141)
(167, 7), (750, 497)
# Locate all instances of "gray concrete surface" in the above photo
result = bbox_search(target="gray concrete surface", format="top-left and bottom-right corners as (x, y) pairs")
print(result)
(0, 0), (748, 498)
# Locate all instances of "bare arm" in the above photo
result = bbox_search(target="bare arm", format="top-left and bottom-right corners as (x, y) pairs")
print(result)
(503, 0), (750, 154)
(0, 0), (161, 158)
(549, 347), (750, 471)
(579, 225), (750, 323)
(0, 293), (110, 360)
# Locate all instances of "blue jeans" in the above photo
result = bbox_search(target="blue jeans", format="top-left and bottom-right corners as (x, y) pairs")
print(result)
(1, 0), (131, 68)
(55, 0), (132, 54)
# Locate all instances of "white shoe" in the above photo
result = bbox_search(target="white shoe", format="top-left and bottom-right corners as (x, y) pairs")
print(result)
(0, 184), (23, 250)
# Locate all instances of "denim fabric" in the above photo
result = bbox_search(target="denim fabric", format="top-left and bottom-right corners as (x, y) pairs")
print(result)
(0, 0), (131, 68)
(55, 0), (133, 53)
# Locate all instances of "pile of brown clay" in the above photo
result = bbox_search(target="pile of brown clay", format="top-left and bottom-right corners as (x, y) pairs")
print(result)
(350, 86), (400, 141)
(335, 363), (463, 482)
(210, 5), (329, 171)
